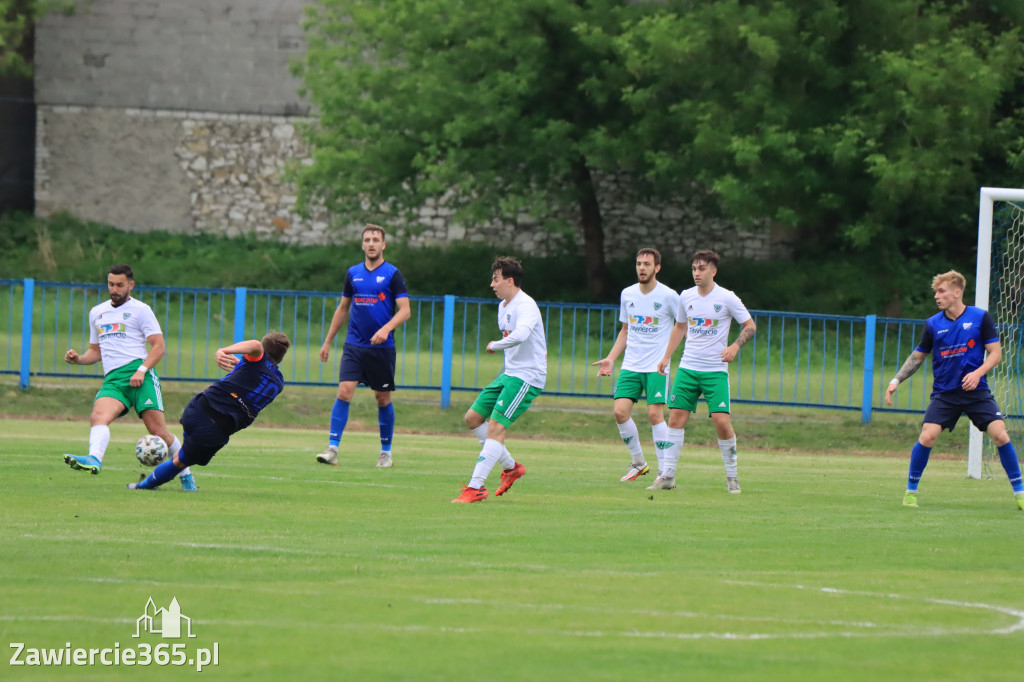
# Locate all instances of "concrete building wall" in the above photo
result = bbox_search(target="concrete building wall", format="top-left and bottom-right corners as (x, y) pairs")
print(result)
(33, 1), (791, 260)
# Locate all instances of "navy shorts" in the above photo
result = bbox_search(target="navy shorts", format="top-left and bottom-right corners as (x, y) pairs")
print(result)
(338, 343), (397, 392)
(923, 389), (1004, 432)
(179, 394), (234, 466)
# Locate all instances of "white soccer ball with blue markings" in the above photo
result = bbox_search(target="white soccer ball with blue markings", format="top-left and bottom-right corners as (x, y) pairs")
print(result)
(135, 434), (168, 467)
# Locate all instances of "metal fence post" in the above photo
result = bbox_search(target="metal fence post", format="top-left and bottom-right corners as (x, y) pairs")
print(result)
(861, 314), (877, 423)
(19, 278), (34, 389)
(233, 287), (247, 344)
(441, 294), (455, 409)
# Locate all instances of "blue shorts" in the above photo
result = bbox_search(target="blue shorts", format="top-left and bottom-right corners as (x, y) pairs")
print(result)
(339, 343), (397, 392)
(179, 394), (234, 466)
(923, 389), (1004, 432)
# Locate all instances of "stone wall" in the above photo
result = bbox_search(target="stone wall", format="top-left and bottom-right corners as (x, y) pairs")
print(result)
(36, 105), (790, 261)
(33, 0), (792, 262)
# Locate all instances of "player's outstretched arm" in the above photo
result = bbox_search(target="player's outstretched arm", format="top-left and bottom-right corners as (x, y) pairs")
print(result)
(320, 297), (352, 360)
(65, 344), (102, 366)
(593, 324), (628, 376)
(657, 322), (687, 375)
(216, 339), (263, 371)
(370, 296), (412, 345)
(884, 350), (926, 406)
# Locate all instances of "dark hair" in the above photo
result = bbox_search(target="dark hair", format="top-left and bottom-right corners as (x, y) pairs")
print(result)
(692, 250), (720, 269)
(108, 264), (134, 281)
(362, 224), (386, 240)
(261, 331), (291, 365)
(636, 248), (662, 267)
(491, 256), (524, 288)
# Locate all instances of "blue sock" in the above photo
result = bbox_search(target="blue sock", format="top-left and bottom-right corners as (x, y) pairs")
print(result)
(329, 399), (350, 447)
(137, 459), (182, 490)
(378, 403), (395, 452)
(996, 442), (1023, 493)
(907, 442), (932, 492)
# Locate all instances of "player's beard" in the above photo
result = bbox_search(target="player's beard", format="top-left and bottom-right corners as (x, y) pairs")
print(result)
(109, 293), (126, 306)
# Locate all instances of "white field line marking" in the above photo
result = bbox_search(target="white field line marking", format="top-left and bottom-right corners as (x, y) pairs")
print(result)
(18, 533), (334, 556)
(4, 583), (1021, 640)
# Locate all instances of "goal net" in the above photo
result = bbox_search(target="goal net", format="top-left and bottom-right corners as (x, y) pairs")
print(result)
(969, 187), (1024, 479)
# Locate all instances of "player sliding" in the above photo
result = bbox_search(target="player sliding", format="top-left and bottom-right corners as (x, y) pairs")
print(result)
(63, 264), (197, 491)
(452, 257), (546, 503)
(128, 332), (289, 491)
(885, 270), (1023, 510)
(592, 247), (679, 482)
(655, 250), (756, 493)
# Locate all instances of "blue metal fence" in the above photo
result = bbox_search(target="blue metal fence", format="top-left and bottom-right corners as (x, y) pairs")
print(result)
(1, 278), (934, 421)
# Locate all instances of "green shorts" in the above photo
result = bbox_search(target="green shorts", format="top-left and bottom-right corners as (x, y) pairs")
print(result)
(470, 373), (542, 429)
(668, 367), (731, 414)
(613, 369), (669, 404)
(94, 363), (165, 418)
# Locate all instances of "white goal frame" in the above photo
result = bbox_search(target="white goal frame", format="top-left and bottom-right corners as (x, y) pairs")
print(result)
(968, 187), (1024, 478)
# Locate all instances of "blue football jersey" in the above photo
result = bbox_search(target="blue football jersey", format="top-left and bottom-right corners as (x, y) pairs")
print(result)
(916, 306), (998, 394)
(203, 352), (285, 429)
(342, 261), (409, 348)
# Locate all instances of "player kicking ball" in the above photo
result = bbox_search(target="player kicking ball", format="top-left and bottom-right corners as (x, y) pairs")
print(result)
(128, 333), (289, 491)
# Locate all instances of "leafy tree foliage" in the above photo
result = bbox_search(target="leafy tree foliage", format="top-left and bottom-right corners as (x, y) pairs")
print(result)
(294, 0), (650, 299)
(295, 0), (1024, 308)
(614, 0), (1024, 291)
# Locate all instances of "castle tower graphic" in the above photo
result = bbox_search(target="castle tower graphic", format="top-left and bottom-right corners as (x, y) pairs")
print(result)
(134, 597), (196, 638)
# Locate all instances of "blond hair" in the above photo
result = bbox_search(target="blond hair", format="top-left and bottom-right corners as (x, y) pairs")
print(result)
(931, 270), (966, 292)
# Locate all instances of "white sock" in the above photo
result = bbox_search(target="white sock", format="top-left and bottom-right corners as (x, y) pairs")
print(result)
(471, 424), (514, 470)
(719, 436), (738, 478)
(651, 422), (669, 474)
(167, 436), (193, 478)
(88, 425), (111, 462)
(617, 418), (644, 465)
(663, 427), (684, 479)
(469, 439), (503, 489)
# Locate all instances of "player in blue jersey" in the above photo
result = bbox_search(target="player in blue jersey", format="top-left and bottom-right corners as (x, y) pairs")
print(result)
(128, 332), (290, 490)
(316, 225), (411, 469)
(885, 270), (1023, 510)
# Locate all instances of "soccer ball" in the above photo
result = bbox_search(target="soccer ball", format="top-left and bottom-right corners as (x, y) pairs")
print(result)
(135, 435), (168, 467)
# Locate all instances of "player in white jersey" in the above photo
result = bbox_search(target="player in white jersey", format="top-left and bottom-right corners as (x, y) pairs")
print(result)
(453, 257), (547, 503)
(654, 250), (756, 493)
(62, 264), (197, 490)
(593, 248), (679, 482)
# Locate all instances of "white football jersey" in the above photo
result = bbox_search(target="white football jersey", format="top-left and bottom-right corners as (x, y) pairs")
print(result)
(618, 282), (679, 372)
(677, 284), (751, 373)
(490, 290), (547, 389)
(87, 297), (163, 375)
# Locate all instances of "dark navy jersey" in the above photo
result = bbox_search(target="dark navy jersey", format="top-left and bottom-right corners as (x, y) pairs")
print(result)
(203, 350), (285, 429)
(342, 261), (409, 348)
(916, 306), (999, 394)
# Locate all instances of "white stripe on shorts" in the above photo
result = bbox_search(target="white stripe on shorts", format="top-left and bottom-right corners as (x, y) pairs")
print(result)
(503, 381), (531, 419)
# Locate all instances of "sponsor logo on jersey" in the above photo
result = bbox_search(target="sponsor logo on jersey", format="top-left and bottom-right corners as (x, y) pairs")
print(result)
(688, 317), (719, 328)
(352, 295), (382, 305)
(629, 315), (660, 326)
(97, 322), (127, 336)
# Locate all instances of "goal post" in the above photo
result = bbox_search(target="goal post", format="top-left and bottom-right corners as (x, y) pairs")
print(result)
(969, 187), (1024, 478)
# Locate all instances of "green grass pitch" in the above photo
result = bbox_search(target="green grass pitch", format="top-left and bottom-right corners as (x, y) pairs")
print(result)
(2, 418), (1022, 681)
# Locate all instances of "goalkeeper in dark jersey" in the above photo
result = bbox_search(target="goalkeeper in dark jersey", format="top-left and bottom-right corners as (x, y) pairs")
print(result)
(128, 332), (290, 491)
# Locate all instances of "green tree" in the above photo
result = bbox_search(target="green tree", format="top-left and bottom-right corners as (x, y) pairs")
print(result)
(0, 1), (71, 77)
(294, 0), (650, 299)
(614, 0), (1024, 304)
